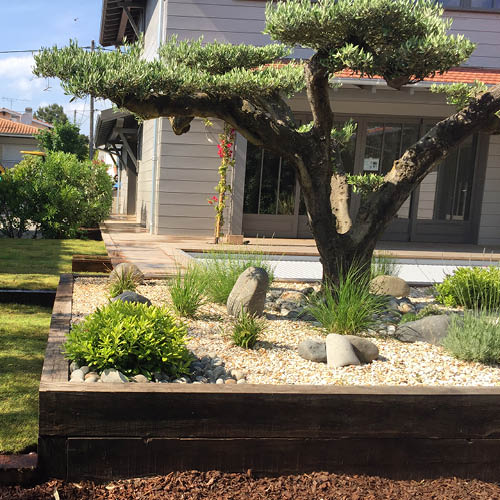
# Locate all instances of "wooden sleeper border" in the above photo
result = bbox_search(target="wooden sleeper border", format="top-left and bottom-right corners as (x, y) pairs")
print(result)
(39, 274), (500, 482)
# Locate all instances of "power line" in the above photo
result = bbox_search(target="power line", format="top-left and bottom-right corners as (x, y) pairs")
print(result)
(0, 46), (114, 54)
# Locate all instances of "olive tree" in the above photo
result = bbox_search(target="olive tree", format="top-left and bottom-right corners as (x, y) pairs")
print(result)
(33, 0), (500, 284)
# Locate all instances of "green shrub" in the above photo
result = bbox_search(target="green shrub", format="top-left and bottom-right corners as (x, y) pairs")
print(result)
(197, 250), (274, 304)
(81, 159), (113, 227)
(64, 301), (192, 379)
(443, 311), (500, 364)
(306, 265), (387, 335)
(168, 265), (207, 317)
(0, 162), (37, 238)
(5, 152), (113, 239)
(108, 269), (138, 298)
(232, 309), (266, 349)
(399, 304), (442, 324)
(371, 252), (400, 278)
(435, 266), (500, 310)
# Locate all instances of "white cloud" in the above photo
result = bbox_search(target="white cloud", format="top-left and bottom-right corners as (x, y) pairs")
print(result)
(0, 54), (46, 100)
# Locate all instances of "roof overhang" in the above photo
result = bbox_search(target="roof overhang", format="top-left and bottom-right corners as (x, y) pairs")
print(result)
(332, 67), (500, 90)
(95, 108), (138, 147)
(99, 0), (146, 47)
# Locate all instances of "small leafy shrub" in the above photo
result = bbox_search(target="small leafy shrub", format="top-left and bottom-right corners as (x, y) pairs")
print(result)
(435, 266), (500, 310)
(306, 265), (387, 335)
(443, 311), (500, 364)
(108, 268), (138, 298)
(399, 304), (442, 324)
(197, 250), (274, 304)
(232, 309), (266, 349)
(168, 265), (207, 317)
(371, 252), (400, 278)
(64, 301), (192, 379)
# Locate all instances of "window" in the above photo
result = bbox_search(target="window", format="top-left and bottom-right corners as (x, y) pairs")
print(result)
(244, 121), (358, 216)
(364, 123), (419, 175)
(440, 0), (500, 10)
(243, 145), (297, 215)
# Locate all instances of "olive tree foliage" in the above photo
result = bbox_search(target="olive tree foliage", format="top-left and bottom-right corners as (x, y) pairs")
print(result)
(33, 0), (500, 283)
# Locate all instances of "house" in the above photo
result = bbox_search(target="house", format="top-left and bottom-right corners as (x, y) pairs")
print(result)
(0, 107), (52, 130)
(0, 107), (52, 170)
(96, 0), (500, 245)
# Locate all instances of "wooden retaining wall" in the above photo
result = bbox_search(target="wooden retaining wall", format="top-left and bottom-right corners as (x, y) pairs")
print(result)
(39, 275), (500, 482)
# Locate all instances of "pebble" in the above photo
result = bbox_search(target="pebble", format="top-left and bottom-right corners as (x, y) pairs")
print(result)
(70, 369), (85, 382)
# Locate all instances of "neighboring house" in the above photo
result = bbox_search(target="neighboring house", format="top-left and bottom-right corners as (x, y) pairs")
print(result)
(96, 0), (500, 245)
(0, 107), (53, 170)
(0, 118), (40, 170)
(0, 107), (52, 130)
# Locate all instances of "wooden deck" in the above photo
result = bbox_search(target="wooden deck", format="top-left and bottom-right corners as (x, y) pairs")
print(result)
(100, 217), (500, 279)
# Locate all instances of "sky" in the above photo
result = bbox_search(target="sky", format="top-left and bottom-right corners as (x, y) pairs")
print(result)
(0, 0), (109, 135)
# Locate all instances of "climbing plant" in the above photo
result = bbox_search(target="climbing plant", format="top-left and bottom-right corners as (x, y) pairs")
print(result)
(209, 123), (235, 243)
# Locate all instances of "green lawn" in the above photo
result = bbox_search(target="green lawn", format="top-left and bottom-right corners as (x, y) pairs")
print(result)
(0, 303), (51, 453)
(0, 239), (107, 290)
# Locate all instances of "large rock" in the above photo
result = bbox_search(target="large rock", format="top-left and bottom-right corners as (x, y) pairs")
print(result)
(344, 335), (379, 363)
(227, 267), (269, 317)
(298, 339), (327, 363)
(326, 334), (361, 368)
(111, 291), (152, 306)
(109, 263), (144, 285)
(370, 275), (410, 297)
(395, 314), (451, 345)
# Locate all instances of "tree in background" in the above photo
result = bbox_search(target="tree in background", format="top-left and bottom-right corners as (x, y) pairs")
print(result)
(36, 121), (89, 161)
(33, 103), (68, 124)
(33, 0), (500, 284)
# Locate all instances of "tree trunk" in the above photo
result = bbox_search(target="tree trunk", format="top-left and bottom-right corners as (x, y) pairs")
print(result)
(297, 152), (375, 287)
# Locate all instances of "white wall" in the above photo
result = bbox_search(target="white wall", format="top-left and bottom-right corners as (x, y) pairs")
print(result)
(0, 136), (38, 169)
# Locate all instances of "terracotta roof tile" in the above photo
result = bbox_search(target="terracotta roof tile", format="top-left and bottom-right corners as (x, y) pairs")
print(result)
(334, 67), (500, 85)
(0, 118), (39, 136)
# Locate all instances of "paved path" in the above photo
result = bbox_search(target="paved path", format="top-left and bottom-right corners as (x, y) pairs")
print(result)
(101, 217), (500, 284)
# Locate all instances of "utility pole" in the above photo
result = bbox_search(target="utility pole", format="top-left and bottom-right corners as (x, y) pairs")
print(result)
(73, 109), (77, 125)
(89, 40), (95, 160)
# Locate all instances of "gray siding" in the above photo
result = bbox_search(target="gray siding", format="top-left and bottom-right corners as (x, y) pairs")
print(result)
(445, 10), (500, 69)
(478, 135), (500, 245)
(165, 0), (310, 57)
(156, 118), (225, 236)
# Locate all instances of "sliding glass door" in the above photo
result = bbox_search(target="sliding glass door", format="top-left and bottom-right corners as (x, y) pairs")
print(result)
(241, 116), (485, 243)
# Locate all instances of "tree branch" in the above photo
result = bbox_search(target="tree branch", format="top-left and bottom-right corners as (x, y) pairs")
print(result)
(304, 53), (334, 135)
(122, 93), (305, 157)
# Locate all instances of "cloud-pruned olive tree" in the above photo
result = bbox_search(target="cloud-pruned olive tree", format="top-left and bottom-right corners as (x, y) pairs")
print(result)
(33, 0), (500, 284)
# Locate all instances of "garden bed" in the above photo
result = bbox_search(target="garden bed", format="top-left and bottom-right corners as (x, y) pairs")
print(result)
(38, 274), (500, 482)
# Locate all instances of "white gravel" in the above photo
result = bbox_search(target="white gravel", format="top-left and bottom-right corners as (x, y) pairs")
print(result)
(71, 277), (500, 387)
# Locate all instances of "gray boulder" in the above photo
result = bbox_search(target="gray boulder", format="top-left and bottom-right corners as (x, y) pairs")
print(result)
(101, 369), (128, 383)
(227, 267), (269, 317)
(111, 291), (152, 306)
(326, 334), (361, 368)
(298, 339), (327, 363)
(109, 262), (144, 285)
(395, 314), (451, 345)
(344, 335), (379, 363)
(370, 275), (410, 297)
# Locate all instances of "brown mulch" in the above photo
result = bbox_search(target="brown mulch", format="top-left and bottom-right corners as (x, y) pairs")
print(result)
(2, 471), (500, 500)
